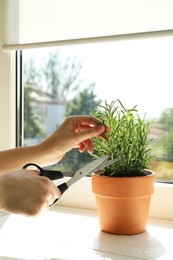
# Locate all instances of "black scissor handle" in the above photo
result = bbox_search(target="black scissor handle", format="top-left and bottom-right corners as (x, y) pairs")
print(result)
(49, 182), (69, 207)
(23, 163), (68, 206)
(57, 182), (68, 194)
(23, 163), (64, 180)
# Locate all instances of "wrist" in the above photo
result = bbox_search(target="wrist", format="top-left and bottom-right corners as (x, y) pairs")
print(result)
(35, 142), (64, 167)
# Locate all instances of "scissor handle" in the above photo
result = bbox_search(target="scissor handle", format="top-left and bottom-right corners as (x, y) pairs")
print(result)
(40, 169), (64, 180)
(57, 183), (68, 194)
(23, 163), (64, 180)
(23, 163), (69, 207)
(49, 182), (69, 207)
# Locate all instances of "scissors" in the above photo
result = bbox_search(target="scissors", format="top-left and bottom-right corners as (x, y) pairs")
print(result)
(23, 155), (120, 206)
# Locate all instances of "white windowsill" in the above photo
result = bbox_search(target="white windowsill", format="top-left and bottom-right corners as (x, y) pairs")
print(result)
(56, 178), (173, 221)
(0, 206), (172, 260)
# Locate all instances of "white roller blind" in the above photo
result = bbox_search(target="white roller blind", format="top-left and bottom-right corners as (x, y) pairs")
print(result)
(2, 0), (173, 49)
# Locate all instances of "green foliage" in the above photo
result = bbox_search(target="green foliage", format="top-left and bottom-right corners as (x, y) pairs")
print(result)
(43, 51), (82, 100)
(158, 108), (173, 162)
(159, 108), (173, 129)
(24, 85), (44, 139)
(65, 84), (101, 116)
(24, 59), (41, 86)
(162, 127), (173, 162)
(92, 100), (153, 177)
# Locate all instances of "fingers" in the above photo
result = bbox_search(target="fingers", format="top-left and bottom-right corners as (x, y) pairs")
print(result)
(72, 117), (109, 154)
(69, 115), (102, 127)
(20, 171), (61, 215)
(37, 115), (110, 167)
(47, 182), (61, 206)
(76, 125), (106, 143)
(27, 178), (61, 215)
(79, 139), (93, 154)
(69, 115), (109, 132)
(71, 116), (109, 137)
(78, 142), (86, 153)
(36, 175), (61, 207)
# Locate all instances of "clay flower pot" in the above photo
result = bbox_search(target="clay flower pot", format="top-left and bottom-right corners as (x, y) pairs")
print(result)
(92, 170), (155, 235)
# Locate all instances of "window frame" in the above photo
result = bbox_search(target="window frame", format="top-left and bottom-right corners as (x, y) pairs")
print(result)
(17, 44), (173, 221)
(0, 51), (16, 150)
(15, 50), (23, 147)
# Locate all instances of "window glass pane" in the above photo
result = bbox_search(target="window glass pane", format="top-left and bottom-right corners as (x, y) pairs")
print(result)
(23, 36), (173, 182)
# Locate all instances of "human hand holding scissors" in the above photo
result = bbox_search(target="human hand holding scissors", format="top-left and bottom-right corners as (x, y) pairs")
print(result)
(23, 155), (120, 207)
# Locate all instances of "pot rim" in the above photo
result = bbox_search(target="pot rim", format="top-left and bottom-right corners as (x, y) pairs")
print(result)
(92, 169), (155, 179)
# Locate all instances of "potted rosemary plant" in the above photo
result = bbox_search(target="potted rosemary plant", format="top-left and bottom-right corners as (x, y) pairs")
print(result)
(91, 99), (155, 235)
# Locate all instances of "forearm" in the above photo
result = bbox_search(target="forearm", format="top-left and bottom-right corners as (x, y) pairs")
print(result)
(0, 145), (44, 175)
(0, 116), (106, 175)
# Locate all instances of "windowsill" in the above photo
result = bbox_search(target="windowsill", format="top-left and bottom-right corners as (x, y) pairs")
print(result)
(0, 207), (172, 259)
(56, 178), (173, 221)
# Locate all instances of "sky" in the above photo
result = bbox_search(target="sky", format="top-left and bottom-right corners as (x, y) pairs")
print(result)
(23, 35), (173, 120)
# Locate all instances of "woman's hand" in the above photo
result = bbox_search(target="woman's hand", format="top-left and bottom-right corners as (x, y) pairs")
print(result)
(0, 115), (109, 216)
(0, 115), (109, 173)
(0, 169), (61, 216)
(39, 115), (109, 166)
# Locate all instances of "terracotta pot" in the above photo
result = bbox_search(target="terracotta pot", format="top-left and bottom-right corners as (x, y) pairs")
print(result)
(91, 170), (155, 235)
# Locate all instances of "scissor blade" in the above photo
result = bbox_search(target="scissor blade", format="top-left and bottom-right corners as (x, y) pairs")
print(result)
(62, 171), (75, 177)
(66, 154), (109, 187)
(94, 157), (121, 172)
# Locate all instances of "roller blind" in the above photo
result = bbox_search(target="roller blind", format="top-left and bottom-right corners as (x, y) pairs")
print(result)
(2, 0), (173, 50)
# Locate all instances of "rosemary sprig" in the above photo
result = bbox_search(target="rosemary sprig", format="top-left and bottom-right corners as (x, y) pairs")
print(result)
(92, 99), (153, 177)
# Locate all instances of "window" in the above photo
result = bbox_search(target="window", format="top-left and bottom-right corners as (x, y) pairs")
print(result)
(22, 36), (173, 183)
(1, 0), (173, 221)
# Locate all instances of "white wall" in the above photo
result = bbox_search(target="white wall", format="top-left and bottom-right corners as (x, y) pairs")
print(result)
(3, 0), (19, 44)
(0, 0), (16, 150)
